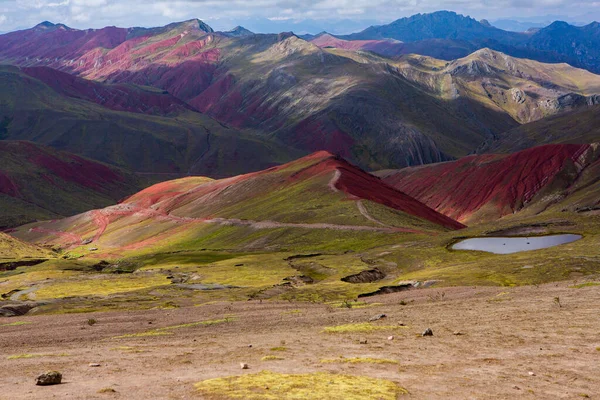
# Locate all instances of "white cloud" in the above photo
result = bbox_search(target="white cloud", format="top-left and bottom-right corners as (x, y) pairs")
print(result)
(0, 0), (599, 32)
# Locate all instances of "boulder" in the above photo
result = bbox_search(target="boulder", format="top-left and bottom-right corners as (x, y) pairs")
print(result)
(36, 371), (62, 386)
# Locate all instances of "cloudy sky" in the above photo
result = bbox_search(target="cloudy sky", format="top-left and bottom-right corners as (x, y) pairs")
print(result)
(0, 0), (599, 33)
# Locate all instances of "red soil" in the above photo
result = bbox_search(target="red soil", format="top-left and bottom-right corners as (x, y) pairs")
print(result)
(130, 151), (463, 230)
(132, 35), (182, 56)
(22, 66), (194, 115)
(27, 151), (464, 246)
(30, 226), (82, 245)
(0, 141), (127, 197)
(290, 119), (356, 159)
(0, 25), (128, 61)
(28, 147), (124, 192)
(287, 153), (465, 230)
(381, 144), (593, 222)
(0, 171), (22, 198)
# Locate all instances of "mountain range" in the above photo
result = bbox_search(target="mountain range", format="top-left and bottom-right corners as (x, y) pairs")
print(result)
(1, 16), (600, 178)
(11, 151), (463, 254)
(1, 13), (600, 229)
(1, 11), (600, 339)
(338, 11), (600, 74)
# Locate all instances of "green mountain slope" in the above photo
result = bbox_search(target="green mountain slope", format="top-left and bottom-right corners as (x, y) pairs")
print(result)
(482, 105), (600, 153)
(0, 65), (301, 177)
(0, 140), (152, 228)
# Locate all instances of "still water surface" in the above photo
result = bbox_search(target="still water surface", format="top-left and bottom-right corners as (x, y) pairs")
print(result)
(452, 234), (582, 254)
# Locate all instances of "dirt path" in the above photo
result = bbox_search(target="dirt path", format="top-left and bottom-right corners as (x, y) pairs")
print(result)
(203, 217), (401, 233)
(328, 169), (341, 193)
(356, 200), (391, 228)
(9, 286), (37, 301)
(1, 282), (599, 399)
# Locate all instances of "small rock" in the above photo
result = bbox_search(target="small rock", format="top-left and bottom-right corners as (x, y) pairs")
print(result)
(89, 363), (101, 367)
(528, 371), (536, 376)
(387, 336), (394, 341)
(36, 371), (62, 386)
(422, 328), (433, 337)
(453, 331), (464, 336)
(240, 363), (249, 370)
(369, 314), (387, 322)
(247, 344), (253, 348)
(513, 385), (521, 390)
(359, 339), (368, 344)
(397, 322), (406, 326)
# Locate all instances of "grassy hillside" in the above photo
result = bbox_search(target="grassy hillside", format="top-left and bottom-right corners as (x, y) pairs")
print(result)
(482, 105), (600, 153)
(0, 232), (51, 260)
(0, 140), (151, 228)
(10, 151), (462, 255)
(394, 48), (600, 124)
(377, 144), (599, 224)
(0, 65), (301, 177)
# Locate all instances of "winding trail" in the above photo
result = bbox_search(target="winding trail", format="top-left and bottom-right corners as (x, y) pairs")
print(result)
(356, 200), (392, 228)
(35, 168), (427, 246)
(328, 169), (341, 193)
(9, 286), (37, 301)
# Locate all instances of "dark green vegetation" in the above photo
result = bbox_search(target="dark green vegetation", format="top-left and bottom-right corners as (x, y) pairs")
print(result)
(2, 19), (600, 175)
(0, 66), (299, 176)
(0, 140), (148, 228)
(483, 106), (600, 153)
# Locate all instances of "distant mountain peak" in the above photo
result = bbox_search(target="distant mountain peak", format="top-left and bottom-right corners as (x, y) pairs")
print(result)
(162, 18), (214, 34)
(179, 18), (214, 33)
(34, 21), (70, 31)
(222, 26), (254, 37)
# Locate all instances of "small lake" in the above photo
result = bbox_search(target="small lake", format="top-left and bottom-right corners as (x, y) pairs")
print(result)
(452, 234), (582, 254)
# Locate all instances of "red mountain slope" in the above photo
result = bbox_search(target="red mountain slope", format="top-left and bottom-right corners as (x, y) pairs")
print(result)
(126, 151), (464, 231)
(0, 141), (145, 228)
(22, 67), (195, 115)
(378, 144), (599, 223)
(12, 151), (463, 251)
(0, 21), (519, 171)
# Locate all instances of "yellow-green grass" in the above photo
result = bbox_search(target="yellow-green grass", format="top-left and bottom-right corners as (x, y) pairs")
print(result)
(321, 357), (399, 365)
(323, 323), (405, 334)
(176, 254), (295, 288)
(157, 318), (235, 331)
(34, 274), (168, 299)
(261, 356), (285, 361)
(112, 318), (234, 339)
(110, 346), (145, 353)
(195, 371), (407, 399)
(328, 301), (383, 309)
(7, 353), (69, 360)
(269, 346), (287, 352)
(112, 331), (173, 339)
(571, 282), (600, 289)
(0, 321), (32, 327)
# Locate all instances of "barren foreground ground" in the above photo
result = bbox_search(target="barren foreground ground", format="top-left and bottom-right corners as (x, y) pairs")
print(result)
(1, 282), (599, 399)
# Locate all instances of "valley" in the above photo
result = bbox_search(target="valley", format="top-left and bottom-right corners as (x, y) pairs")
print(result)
(1, 10), (599, 399)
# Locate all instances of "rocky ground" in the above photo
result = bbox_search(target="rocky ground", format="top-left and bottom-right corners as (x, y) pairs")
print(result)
(0, 281), (598, 399)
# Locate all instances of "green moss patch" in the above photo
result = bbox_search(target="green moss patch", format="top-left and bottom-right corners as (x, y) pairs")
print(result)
(323, 323), (405, 334)
(195, 371), (407, 399)
(321, 357), (399, 365)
